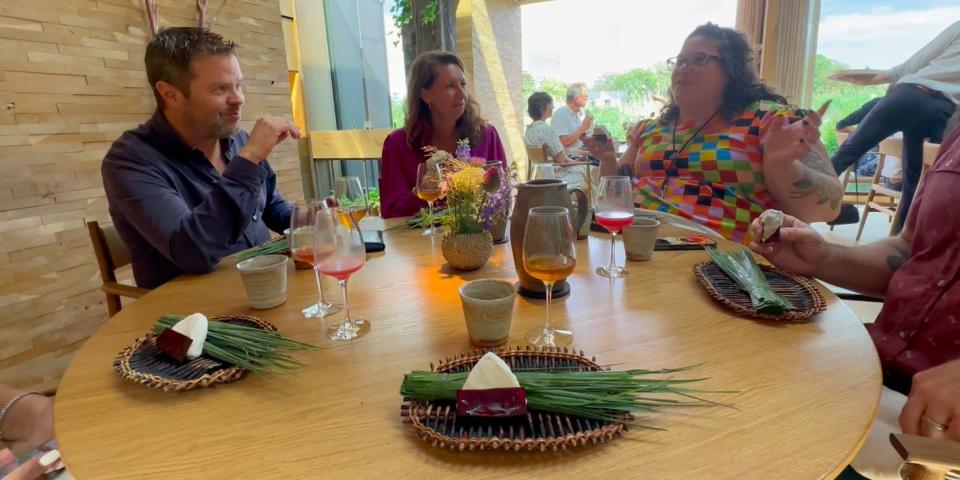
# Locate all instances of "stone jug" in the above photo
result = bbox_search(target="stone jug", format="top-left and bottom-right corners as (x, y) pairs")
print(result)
(510, 179), (589, 298)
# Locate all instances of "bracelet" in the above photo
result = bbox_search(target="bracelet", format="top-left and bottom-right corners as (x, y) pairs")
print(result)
(0, 391), (42, 443)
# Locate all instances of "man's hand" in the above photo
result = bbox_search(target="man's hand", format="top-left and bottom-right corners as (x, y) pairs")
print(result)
(238, 116), (301, 163)
(748, 212), (835, 276)
(900, 359), (960, 441)
(579, 114), (595, 133)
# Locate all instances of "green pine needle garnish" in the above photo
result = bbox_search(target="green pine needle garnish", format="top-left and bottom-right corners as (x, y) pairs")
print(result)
(400, 365), (734, 427)
(705, 247), (794, 315)
(154, 314), (319, 375)
(237, 238), (288, 261)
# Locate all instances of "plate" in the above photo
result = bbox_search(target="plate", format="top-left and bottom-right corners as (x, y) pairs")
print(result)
(400, 346), (630, 452)
(693, 262), (827, 322)
(827, 68), (884, 81)
(113, 315), (277, 392)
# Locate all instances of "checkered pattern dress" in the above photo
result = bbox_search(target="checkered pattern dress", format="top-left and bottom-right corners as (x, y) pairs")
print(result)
(627, 100), (803, 244)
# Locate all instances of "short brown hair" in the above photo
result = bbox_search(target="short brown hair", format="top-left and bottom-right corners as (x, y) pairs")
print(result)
(145, 27), (238, 109)
(403, 50), (486, 152)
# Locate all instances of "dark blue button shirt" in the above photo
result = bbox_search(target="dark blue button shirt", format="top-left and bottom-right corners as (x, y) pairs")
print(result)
(102, 110), (293, 289)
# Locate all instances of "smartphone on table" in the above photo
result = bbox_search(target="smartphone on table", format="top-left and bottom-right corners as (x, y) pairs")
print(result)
(654, 236), (717, 251)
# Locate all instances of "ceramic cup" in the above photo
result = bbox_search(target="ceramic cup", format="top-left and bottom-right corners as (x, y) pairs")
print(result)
(236, 254), (289, 309)
(623, 218), (660, 261)
(458, 279), (516, 347)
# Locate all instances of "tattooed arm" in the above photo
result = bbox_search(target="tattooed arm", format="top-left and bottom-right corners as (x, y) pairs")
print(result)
(763, 141), (843, 223)
(749, 213), (914, 298)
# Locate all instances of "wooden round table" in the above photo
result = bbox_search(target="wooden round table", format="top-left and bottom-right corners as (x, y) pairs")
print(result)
(55, 220), (881, 479)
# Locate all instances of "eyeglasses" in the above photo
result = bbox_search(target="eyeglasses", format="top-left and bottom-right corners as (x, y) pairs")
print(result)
(667, 53), (723, 70)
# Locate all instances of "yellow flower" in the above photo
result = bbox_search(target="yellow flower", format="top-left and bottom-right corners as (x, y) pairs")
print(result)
(449, 166), (484, 194)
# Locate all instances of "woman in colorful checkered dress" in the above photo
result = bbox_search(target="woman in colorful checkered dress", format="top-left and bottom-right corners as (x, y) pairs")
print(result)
(587, 24), (841, 243)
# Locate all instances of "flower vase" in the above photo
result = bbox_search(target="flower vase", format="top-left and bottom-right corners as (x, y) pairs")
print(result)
(441, 231), (493, 271)
(489, 205), (510, 243)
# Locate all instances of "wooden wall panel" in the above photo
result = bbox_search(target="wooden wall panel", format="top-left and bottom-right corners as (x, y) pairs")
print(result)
(0, 0), (302, 392)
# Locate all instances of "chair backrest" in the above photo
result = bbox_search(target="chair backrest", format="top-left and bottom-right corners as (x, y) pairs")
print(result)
(922, 141), (940, 169)
(526, 145), (546, 179)
(86, 221), (132, 282)
(309, 129), (393, 161)
(878, 136), (903, 158)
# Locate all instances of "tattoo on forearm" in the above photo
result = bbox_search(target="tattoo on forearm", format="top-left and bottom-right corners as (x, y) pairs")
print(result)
(788, 151), (842, 209)
(886, 244), (910, 271)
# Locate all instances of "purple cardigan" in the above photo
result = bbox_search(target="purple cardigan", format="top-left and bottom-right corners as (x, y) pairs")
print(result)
(379, 124), (508, 218)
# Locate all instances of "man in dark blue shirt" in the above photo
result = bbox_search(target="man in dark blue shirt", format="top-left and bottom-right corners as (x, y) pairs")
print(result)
(102, 27), (301, 289)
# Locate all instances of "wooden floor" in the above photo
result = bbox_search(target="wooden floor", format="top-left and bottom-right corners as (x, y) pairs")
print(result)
(813, 206), (898, 325)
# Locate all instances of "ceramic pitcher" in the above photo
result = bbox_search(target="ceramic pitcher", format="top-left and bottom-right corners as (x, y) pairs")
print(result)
(510, 179), (589, 296)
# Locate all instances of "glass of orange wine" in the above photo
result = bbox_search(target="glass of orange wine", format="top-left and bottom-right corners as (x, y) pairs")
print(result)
(523, 206), (577, 347)
(415, 162), (444, 236)
(290, 200), (342, 318)
(335, 176), (368, 230)
(594, 176), (633, 278)
(315, 207), (369, 340)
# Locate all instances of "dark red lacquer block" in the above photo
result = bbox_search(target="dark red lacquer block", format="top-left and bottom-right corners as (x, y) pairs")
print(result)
(455, 388), (527, 417)
(155, 328), (192, 362)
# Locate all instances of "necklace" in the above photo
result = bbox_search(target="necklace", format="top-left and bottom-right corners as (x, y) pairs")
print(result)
(660, 110), (720, 196)
(668, 111), (720, 161)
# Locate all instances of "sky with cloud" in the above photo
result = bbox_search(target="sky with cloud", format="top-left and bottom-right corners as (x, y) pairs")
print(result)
(383, 0), (959, 96)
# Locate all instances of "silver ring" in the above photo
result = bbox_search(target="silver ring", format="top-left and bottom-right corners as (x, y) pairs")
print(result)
(923, 414), (948, 432)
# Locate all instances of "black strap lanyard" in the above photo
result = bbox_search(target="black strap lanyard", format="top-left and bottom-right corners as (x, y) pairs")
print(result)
(661, 111), (720, 195)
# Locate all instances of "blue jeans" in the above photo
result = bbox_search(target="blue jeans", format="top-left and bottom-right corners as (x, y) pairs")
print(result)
(831, 83), (954, 230)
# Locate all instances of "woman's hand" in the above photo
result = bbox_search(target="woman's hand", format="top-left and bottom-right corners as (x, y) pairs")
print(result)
(763, 115), (812, 166)
(581, 126), (616, 162)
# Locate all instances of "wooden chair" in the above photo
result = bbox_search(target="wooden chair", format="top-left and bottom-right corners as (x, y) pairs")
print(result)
(918, 141), (941, 192)
(855, 136), (904, 240)
(86, 221), (150, 317)
(309, 128), (392, 208)
(525, 145), (594, 200)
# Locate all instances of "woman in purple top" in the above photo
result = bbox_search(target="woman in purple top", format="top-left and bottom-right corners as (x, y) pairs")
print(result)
(380, 50), (507, 218)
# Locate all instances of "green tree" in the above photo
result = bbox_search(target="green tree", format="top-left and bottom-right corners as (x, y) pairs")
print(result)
(596, 67), (670, 104)
(811, 54), (886, 154)
(522, 71), (536, 102)
(538, 78), (568, 103)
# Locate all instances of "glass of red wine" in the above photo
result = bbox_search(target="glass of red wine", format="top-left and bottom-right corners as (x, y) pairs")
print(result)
(593, 176), (633, 278)
(290, 201), (342, 318)
(314, 207), (369, 341)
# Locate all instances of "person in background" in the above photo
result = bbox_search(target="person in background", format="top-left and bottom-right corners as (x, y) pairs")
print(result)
(101, 27), (299, 289)
(551, 82), (594, 155)
(586, 23), (841, 244)
(750, 123), (960, 478)
(379, 50), (507, 219)
(830, 20), (960, 230)
(524, 92), (588, 188)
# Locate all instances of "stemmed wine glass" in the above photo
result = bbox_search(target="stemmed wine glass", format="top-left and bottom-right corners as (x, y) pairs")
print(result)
(335, 176), (368, 230)
(290, 201), (343, 318)
(523, 206), (577, 347)
(314, 207), (369, 341)
(594, 176), (633, 278)
(415, 163), (444, 236)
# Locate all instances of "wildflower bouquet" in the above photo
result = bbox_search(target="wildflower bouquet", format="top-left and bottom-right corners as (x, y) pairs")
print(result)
(422, 139), (511, 236)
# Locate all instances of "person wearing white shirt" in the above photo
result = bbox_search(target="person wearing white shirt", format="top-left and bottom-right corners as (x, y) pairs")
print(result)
(550, 82), (594, 154)
(831, 20), (959, 230)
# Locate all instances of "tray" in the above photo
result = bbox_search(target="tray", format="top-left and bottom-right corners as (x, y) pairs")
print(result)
(693, 262), (827, 322)
(400, 346), (630, 452)
(113, 315), (277, 392)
